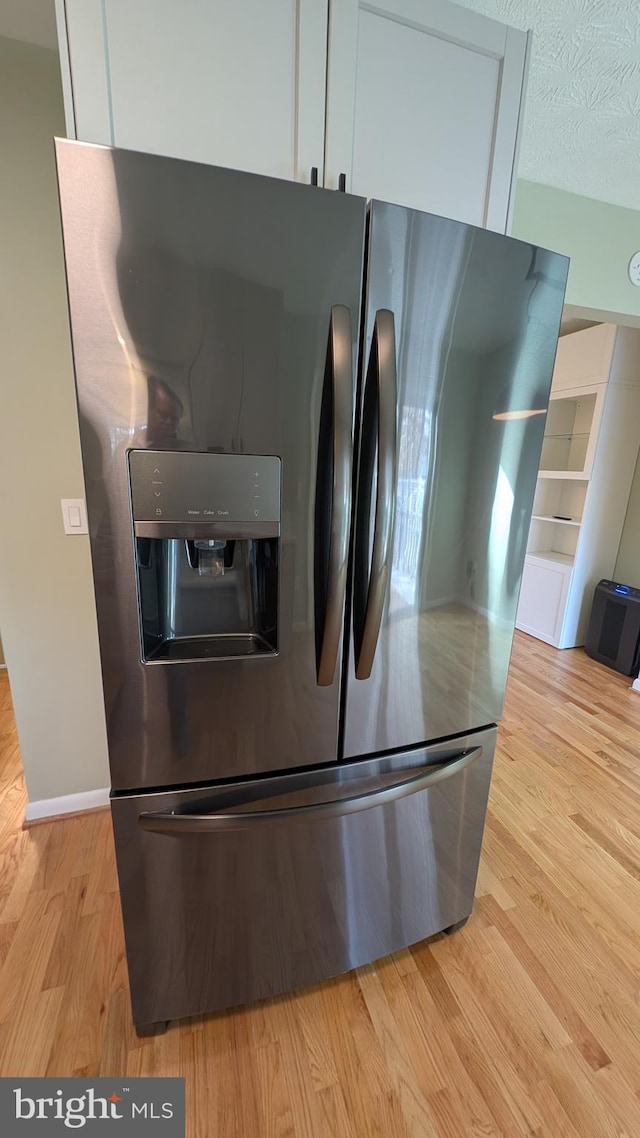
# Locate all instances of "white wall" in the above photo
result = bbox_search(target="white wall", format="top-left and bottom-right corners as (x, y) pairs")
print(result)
(0, 35), (109, 803)
(615, 455), (640, 588)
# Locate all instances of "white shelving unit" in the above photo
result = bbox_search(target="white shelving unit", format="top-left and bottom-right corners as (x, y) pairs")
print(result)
(516, 324), (640, 648)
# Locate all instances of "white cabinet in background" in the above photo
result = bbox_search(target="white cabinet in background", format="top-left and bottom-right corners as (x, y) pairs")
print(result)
(517, 555), (572, 647)
(56, 0), (529, 231)
(516, 324), (640, 649)
(56, 0), (328, 183)
(325, 0), (529, 228)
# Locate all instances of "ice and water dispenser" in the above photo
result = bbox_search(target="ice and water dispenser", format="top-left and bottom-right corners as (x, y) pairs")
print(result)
(128, 450), (280, 662)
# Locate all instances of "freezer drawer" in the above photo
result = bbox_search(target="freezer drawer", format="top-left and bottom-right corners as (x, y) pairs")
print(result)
(111, 727), (496, 1031)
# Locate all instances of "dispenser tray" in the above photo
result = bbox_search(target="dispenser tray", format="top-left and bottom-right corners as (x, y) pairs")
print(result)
(148, 633), (276, 663)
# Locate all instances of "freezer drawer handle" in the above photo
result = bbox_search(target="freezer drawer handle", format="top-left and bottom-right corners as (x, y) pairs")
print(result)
(137, 746), (482, 834)
(354, 308), (397, 680)
(315, 305), (354, 687)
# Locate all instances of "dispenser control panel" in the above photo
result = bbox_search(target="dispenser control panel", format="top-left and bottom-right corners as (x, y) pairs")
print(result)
(128, 450), (281, 523)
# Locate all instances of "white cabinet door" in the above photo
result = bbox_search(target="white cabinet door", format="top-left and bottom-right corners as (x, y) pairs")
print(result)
(58, 0), (327, 183)
(516, 556), (572, 647)
(324, 0), (529, 230)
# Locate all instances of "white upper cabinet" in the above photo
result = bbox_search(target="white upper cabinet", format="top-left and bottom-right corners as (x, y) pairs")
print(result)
(324, 0), (529, 229)
(57, 0), (328, 183)
(56, 0), (529, 229)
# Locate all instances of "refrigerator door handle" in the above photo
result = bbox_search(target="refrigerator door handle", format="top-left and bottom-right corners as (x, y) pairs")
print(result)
(355, 309), (397, 680)
(316, 305), (354, 687)
(138, 746), (483, 833)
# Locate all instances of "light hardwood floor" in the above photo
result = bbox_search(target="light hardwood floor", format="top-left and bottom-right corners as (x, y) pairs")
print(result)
(2, 634), (640, 1136)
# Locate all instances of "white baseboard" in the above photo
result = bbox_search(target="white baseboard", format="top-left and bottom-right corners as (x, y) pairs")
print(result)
(25, 786), (110, 823)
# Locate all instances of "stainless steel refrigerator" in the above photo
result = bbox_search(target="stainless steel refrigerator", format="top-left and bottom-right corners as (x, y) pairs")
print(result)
(55, 139), (568, 1035)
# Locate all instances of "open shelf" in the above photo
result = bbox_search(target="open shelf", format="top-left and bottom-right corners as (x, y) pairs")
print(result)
(528, 513), (579, 561)
(531, 514), (581, 527)
(543, 432), (590, 439)
(537, 471), (591, 480)
(539, 392), (597, 475)
(530, 481), (586, 548)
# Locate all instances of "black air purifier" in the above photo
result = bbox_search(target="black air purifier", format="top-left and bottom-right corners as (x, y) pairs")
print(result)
(585, 580), (640, 676)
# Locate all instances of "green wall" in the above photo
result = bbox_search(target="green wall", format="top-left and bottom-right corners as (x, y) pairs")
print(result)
(512, 181), (640, 323)
(0, 36), (109, 804)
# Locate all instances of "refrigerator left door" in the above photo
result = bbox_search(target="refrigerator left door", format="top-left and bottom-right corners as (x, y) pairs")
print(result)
(55, 140), (366, 790)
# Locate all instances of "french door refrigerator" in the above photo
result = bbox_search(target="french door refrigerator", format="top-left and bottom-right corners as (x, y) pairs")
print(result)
(55, 139), (568, 1035)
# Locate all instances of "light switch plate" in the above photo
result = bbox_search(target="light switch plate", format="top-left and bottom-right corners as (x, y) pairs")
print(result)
(61, 498), (89, 535)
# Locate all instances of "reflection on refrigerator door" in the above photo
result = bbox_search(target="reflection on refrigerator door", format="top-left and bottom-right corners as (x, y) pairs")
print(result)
(343, 203), (569, 757)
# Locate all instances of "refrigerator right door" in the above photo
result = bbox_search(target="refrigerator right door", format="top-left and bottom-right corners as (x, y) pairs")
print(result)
(343, 203), (568, 759)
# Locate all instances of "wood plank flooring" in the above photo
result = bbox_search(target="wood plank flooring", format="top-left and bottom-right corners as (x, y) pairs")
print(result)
(1, 634), (640, 1135)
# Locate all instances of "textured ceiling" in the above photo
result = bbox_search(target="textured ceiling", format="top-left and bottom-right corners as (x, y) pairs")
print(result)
(456, 0), (640, 211)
